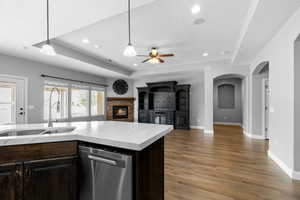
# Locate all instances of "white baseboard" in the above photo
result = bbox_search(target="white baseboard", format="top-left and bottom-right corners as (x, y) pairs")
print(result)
(268, 151), (300, 180)
(243, 131), (265, 139)
(190, 125), (204, 130)
(204, 129), (214, 134)
(292, 171), (300, 180)
(214, 122), (242, 127)
(268, 150), (293, 178)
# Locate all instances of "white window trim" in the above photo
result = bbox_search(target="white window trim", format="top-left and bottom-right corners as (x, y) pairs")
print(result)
(90, 88), (106, 117)
(43, 80), (106, 122)
(43, 84), (69, 122)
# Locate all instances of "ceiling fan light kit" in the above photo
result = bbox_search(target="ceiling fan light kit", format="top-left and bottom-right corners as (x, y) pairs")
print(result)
(139, 47), (174, 64)
(148, 58), (160, 64)
(40, 0), (56, 56)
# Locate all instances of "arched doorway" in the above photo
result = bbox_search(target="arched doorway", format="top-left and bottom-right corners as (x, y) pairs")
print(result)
(213, 74), (245, 129)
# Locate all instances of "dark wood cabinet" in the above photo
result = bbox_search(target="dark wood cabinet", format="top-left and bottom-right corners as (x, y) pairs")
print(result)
(137, 81), (190, 129)
(0, 142), (77, 200)
(0, 163), (22, 200)
(175, 85), (190, 129)
(23, 156), (77, 200)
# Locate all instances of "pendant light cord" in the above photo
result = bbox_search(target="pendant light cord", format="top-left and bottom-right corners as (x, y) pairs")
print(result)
(46, 0), (50, 44)
(128, 0), (132, 45)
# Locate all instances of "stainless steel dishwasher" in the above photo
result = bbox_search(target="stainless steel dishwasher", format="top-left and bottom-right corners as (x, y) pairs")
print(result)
(79, 146), (132, 200)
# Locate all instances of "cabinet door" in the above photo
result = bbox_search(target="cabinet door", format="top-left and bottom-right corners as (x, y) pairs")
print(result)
(23, 156), (77, 200)
(0, 163), (22, 200)
(175, 112), (188, 129)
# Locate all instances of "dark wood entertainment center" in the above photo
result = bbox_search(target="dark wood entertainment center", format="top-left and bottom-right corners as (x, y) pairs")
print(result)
(137, 81), (190, 129)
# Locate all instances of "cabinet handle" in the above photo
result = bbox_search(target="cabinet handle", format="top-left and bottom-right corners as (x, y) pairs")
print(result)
(16, 169), (22, 177)
(25, 168), (31, 177)
(88, 155), (117, 166)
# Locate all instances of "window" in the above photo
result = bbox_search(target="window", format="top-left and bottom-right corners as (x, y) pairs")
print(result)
(71, 86), (89, 117)
(44, 84), (68, 120)
(91, 89), (105, 116)
(43, 81), (105, 120)
(0, 82), (16, 124)
(218, 84), (235, 109)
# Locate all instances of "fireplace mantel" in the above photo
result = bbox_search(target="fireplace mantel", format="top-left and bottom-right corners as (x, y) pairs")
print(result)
(107, 97), (135, 122)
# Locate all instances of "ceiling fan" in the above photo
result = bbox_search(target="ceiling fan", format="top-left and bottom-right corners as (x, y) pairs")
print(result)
(138, 47), (174, 64)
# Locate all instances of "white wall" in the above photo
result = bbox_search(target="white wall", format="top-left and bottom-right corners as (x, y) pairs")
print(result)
(105, 78), (134, 97)
(203, 65), (250, 133)
(0, 53), (106, 123)
(249, 7), (300, 174)
(294, 40), (300, 171)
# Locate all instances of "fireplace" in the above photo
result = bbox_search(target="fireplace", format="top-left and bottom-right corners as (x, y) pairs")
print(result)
(107, 97), (135, 122)
(113, 106), (129, 119)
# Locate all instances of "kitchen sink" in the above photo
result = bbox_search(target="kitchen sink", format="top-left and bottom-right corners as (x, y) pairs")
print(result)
(0, 127), (76, 137)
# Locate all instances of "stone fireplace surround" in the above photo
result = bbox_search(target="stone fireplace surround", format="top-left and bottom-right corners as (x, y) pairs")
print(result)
(107, 97), (135, 122)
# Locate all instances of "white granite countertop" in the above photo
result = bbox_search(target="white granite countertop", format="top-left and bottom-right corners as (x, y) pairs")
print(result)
(0, 121), (173, 151)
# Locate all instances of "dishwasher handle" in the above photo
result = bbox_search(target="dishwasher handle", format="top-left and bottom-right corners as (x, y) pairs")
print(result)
(88, 155), (117, 166)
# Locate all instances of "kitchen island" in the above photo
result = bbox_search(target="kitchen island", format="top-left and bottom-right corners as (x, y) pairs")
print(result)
(0, 121), (173, 200)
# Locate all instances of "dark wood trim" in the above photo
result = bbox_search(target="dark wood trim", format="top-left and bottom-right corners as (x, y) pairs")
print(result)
(134, 137), (164, 200)
(0, 142), (77, 164)
(107, 97), (135, 101)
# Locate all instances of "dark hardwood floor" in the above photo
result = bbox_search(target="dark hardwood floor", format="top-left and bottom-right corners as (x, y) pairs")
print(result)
(165, 125), (300, 200)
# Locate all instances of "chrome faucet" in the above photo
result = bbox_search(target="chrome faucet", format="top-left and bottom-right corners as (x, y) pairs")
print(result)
(48, 87), (60, 127)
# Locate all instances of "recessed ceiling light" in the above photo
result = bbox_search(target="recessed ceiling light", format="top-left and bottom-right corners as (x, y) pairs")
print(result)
(193, 18), (206, 25)
(203, 52), (209, 57)
(133, 63), (138, 66)
(220, 51), (230, 55)
(94, 44), (100, 48)
(82, 38), (90, 44)
(191, 4), (201, 14)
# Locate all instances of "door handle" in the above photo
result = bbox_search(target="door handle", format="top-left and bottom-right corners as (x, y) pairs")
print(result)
(88, 155), (117, 166)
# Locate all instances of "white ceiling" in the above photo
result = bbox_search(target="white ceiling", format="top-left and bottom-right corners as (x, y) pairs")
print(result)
(232, 0), (300, 63)
(0, 0), (155, 45)
(1, 0), (300, 79)
(58, 0), (252, 71)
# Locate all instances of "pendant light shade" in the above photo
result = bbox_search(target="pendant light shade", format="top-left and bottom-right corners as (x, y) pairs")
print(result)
(40, 43), (56, 56)
(41, 0), (56, 56)
(123, 44), (137, 57)
(123, 0), (136, 57)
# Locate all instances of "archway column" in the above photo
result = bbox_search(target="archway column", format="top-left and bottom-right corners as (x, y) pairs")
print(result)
(204, 68), (214, 134)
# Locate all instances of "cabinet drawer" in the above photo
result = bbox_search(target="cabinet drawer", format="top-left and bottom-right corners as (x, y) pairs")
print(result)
(0, 142), (77, 164)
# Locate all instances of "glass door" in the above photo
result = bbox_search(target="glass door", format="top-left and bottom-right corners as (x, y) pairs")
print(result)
(0, 76), (26, 125)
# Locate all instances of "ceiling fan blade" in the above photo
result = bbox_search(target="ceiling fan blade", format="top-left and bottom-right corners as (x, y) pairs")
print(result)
(137, 55), (149, 57)
(158, 58), (165, 63)
(158, 54), (174, 57)
(142, 58), (151, 63)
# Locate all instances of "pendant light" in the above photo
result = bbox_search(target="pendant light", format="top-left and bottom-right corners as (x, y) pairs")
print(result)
(40, 0), (56, 56)
(123, 0), (137, 57)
